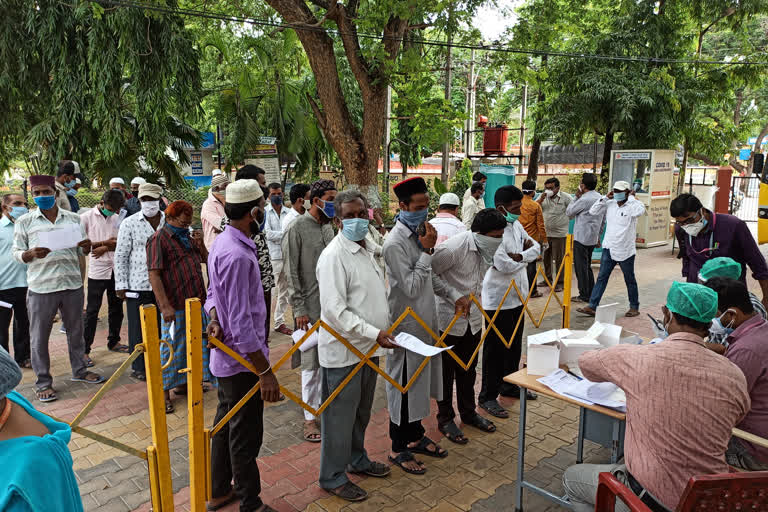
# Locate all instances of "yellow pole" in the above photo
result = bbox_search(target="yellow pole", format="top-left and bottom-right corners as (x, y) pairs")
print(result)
(146, 446), (162, 512)
(562, 234), (573, 328)
(185, 299), (207, 512)
(141, 305), (174, 512)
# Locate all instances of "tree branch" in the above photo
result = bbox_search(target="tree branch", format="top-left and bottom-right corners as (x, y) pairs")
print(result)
(305, 92), (326, 132)
(328, 3), (373, 96)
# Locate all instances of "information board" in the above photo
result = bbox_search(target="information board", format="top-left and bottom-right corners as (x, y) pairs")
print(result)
(190, 151), (203, 175)
(244, 136), (281, 183)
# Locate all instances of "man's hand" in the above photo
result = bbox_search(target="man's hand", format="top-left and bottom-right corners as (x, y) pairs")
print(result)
(92, 246), (109, 258)
(542, 242), (550, 252)
(523, 239), (534, 251)
(115, 289), (126, 300)
(78, 239), (92, 255)
(160, 305), (175, 322)
(508, 253), (523, 262)
(455, 296), (470, 317)
(419, 222), (437, 250)
(23, 247), (51, 262)
(376, 330), (398, 349)
(191, 230), (204, 250)
(295, 315), (310, 331)
(536, 193), (545, 204)
(259, 371), (281, 402)
(606, 191), (614, 200)
(575, 184), (584, 198)
(207, 320), (223, 341)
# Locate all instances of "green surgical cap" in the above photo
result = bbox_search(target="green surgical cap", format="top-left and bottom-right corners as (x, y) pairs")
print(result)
(666, 281), (718, 324)
(699, 257), (742, 282)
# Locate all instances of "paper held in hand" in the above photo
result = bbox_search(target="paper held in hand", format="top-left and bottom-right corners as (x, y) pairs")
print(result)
(394, 332), (453, 357)
(292, 325), (319, 353)
(37, 224), (83, 251)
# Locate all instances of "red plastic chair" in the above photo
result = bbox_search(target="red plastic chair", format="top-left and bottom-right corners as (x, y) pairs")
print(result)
(595, 471), (768, 511)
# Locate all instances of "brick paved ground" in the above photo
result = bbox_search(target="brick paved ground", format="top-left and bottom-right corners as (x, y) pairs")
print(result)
(14, 241), (768, 511)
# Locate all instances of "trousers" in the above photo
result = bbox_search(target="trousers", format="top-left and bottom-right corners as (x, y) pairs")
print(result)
(84, 273), (124, 354)
(302, 368), (322, 421)
(319, 360), (378, 489)
(390, 356), (426, 452)
(270, 260), (290, 329)
(125, 291), (160, 375)
(28, 288), (87, 390)
(437, 326), (480, 426)
(588, 249), (639, 310)
(0, 287), (30, 365)
(211, 371), (265, 512)
(573, 241), (596, 301)
(478, 306), (524, 403)
(542, 237), (567, 284)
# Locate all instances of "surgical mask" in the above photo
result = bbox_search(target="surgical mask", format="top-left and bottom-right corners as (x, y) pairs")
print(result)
(681, 211), (708, 237)
(66, 188), (78, 197)
(270, 195), (283, 206)
(141, 201), (160, 217)
(9, 206), (28, 220)
(65, 180), (76, 188)
(33, 195), (56, 210)
(545, 189), (554, 197)
(501, 207), (519, 224)
(709, 310), (736, 339)
(399, 208), (428, 231)
(474, 233), (503, 265)
(614, 192), (627, 202)
(167, 224), (191, 248)
(101, 207), (116, 217)
(341, 218), (369, 241)
(319, 199), (335, 219)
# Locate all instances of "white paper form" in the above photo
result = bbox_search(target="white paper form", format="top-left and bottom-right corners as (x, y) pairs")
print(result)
(292, 324), (320, 353)
(527, 329), (573, 346)
(37, 224), (83, 251)
(394, 332), (453, 356)
(537, 369), (626, 411)
(537, 369), (593, 405)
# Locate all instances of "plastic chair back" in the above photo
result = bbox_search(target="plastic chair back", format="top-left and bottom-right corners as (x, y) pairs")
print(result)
(676, 471), (768, 511)
(595, 472), (651, 512)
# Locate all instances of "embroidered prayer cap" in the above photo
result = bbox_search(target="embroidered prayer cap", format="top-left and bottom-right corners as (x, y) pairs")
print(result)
(29, 174), (56, 189)
(393, 177), (428, 202)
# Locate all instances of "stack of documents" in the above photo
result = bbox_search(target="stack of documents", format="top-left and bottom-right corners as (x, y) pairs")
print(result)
(292, 325), (319, 352)
(537, 369), (626, 411)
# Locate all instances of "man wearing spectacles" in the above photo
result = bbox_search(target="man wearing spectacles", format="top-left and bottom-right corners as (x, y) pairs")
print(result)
(670, 193), (768, 312)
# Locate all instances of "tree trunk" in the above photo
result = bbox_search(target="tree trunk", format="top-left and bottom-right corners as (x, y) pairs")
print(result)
(599, 130), (614, 190)
(678, 139), (689, 194)
(527, 136), (541, 180)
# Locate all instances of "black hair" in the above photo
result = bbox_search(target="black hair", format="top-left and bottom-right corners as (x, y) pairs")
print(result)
(102, 189), (126, 209)
(671, 312), (712, 332)
(224, 199), (261, 221)
(289, 184), (310, 204)
(494, 185), (523, 206)
(705, 277), (754, 314)
(268, 182), (282, 191)
(2, 193), (22, 205)
(544, 177), (560, 188)
(582, 173), (598, 190)
(472, 172), (487, 182)
(670, 193), (703, 218)
(471, 208), (507, 234)
(521, 180), (537, 195)
(471, 182), (484, 194)
(235, 165), (266, 181)
(57, 160), (76, 177)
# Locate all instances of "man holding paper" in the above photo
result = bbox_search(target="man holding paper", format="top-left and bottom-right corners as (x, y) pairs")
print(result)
(0, 194), (30, 368)
(315, 190), (396, 501)
(13, 174), (102, 403)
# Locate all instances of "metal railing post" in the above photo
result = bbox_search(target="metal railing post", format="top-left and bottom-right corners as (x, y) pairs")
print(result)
(562, 234), (573, 328)
(185, 299), (207, 512)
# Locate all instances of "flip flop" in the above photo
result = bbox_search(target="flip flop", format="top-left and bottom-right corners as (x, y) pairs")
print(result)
(165, 399), (175, 414)
(109, 344), (131, 353)
(480, 400), (509, 418)
(388, 451), (426, 475)
(35, 386), (58, 403)
(71, 371), (105, 384)
(409, 436), (448, 458)
(325, 481), (368, 502)
(83, 355), (94, 368)
(206, 492), (237, 511)
(465, 415), (496, 433)
(348, 461), (391, 478)
(303, 421), (321, 443)
(439, 421), (469, 444)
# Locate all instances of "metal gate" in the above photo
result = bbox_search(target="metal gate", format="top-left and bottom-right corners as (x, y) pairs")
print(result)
(730, 175), (762, 222)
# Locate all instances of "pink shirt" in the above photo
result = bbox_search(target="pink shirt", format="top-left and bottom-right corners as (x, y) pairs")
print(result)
(725, 314), (768, 462)
(579, 333), (750, 509)
(430, 213), (466, 246)
(81, 207), (121, 280)
(201, 194), (226, 251)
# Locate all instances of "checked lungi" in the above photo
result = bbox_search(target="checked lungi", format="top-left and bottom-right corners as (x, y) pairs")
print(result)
(160, 309), (213, 390)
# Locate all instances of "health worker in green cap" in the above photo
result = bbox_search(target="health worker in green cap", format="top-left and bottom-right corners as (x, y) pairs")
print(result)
(562, 280), (749, 512)
(699, 257), (767, 347)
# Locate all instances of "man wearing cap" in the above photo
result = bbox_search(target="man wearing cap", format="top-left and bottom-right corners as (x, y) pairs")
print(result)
(109, 177), (131, 199)
(54, 161), (75, 212)
(205, 179), (280, 512)
(201, 174), (230, 251)
(282, 179), (336, 442)
(0, 194), (30, 369)
(13, 175), (102, 402)
(566, 173), (604, 303)
(670, 193), (768, 311)
(124, 177), (147, 216)
(537, 177), (572, 292)
(383, 176), (466, 474)
(66, 177), (81, 213)
(578, 180), (645, 318)
(563, 281), (750, 512)
(264, 183), (292, 336)
(519, 180), (547, 298)
(429, 192), (466, 245)
(115, 183), (165, 381)
(462, 182), (485, 230)
(82, 189), (128, 365)
(704, 277), (768, 471)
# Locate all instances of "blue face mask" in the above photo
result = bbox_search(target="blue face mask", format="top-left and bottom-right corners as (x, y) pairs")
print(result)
(65, 180), (76, 188)
(167, 224), (191, 248)
(341, 218), (369, 242)
(66, 188), (78, 197)
(9, 206), (28, 220)
(33, 195), (56, 210)
(614, 192), (627, 202)
(709, 310), (736, 339)
(319, 199), (335, 219)
(270, 195), (283, 206)
(399, 208), (428, 231)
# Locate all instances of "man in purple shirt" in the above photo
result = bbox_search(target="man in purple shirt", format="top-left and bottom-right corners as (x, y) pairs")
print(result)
(705, 276), (768, 471)
(671, 193), (768, 311)
(205, 179), (280, 512)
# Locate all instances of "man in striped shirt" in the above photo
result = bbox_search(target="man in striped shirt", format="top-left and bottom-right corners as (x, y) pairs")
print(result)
(13, 174), (104, 403)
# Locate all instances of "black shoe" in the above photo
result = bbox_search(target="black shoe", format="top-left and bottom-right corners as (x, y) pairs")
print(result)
(500, 385), (538, 400)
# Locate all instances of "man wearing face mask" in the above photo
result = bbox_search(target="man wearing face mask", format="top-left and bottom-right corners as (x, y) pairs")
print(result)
(480, 185), (540, 419)
(315, 190), (396, 501)
(431, 208), (506, 445)
(282, 179), (336, 443)
(123, 177), (147, 216)
(264, 183), (292, 336)
(282, 183), (311, 230)
(703, 277), (768, 471)
(81, 189), (128, 365)
(383, 176), (466, 474)
(0, 194), (31, 369)
(201, 174), (229, 251)
(519, 180), (547, 298)
(54, 160), (75, 212)
(114, 183), (165, 381)
(66, 177), (81, 213)
(563, 281), (750, 512)
(462, 182), (486, 230)
(671, 193), (768, 312)
(537, 177), (571, 292)
(577, 180), (645, 318)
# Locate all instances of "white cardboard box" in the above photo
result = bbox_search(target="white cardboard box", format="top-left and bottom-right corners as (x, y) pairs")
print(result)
(527, 344), (561, 376)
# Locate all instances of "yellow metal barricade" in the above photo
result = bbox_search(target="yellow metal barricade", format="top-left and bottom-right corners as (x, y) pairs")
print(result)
(184, 234), (574, 511)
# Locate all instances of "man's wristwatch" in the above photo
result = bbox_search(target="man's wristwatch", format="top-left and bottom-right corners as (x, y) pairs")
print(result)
(423, 247), (434, 255)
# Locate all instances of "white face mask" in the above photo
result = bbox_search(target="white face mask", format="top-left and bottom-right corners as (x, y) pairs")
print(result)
(141, 200), (160, 217)
(681, 210), (708, 237)
(545, 189), (554, 197)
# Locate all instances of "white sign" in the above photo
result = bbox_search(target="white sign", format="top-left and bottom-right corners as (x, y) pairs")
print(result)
(615, 152), (651, 160)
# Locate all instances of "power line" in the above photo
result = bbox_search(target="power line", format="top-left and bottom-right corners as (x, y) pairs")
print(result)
(96, 0), (768, 66)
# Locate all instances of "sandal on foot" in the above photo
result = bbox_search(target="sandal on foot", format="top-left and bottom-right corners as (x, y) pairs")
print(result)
(479, 400), (509, 418)
(303, 421), (321, 443)
(165, 399), (175, 414)
(20, 359), (32, 369)
(71, 371), (105, 384)
(409, 436), (448, 458)
(130, 371), (146, 381)
(349, 461), (391, 478)
(108, 344), (130, 353)
(465, 415), (496, 433)
(206, 492), (237, 511)
(438, 421), (469, 444)
(325, 481), (368, 502)
(83, 355), (94, 368)
(388, 451), (426, 475)
(35, 386), (58, 403)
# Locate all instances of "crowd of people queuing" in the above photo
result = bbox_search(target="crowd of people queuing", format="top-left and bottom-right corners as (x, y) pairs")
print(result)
(0, 160), (767, 512)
